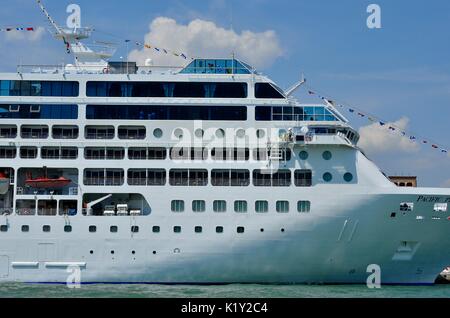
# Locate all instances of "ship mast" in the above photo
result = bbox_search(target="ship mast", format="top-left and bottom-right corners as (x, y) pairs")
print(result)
(36, 0), (116, 72)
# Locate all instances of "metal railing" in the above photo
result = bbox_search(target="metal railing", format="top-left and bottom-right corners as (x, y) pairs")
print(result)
(84, 178), (124, 186)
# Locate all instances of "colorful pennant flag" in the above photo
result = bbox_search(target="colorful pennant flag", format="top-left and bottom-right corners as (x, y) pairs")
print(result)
(0, 27), (35, 32)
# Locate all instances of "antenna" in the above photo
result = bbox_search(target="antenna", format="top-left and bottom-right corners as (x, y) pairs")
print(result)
(285, 73), (307, 97)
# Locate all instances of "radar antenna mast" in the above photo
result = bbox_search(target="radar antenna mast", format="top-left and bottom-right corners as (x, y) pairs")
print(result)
(35, 0), (117, 72)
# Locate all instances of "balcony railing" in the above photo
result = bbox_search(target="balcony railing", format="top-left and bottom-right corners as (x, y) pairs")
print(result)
(85, 133), (114, 140)
(84, 178), (124, 186)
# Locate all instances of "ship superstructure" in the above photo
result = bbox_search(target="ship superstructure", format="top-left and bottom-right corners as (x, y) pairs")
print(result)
(0, 3), (449, 285)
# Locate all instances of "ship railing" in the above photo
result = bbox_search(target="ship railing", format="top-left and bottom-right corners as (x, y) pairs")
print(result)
(127, 178), (148, 186)
(83, 178), (124, 186)
(20, 132), (49, 139)
(38, 208), (57, 216)
(0, 133), (18, 139)
(118, 134), (146, 140)
(85, 133), (115, 140)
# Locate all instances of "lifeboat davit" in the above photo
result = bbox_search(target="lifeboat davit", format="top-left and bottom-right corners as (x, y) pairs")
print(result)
(25, 171), (71, 189)
(0, 172), (9, 195)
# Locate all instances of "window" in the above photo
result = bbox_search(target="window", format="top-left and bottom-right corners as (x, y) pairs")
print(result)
(110, 226), (118, 233)
(152, 226), (160, 233)
(64, 225), (72, 233)
(20, 147), (37, 159)
(0, 104), (77, 119)
(170, 147), (207, 161)
(84, 169), (124, 186)
(213, 200), (227, 213)
(343, 172), (353, 182)
(255, 106), (338, 121)
(323, 172), (333, 182)
(216, 226), (224, 233)
(253, 149), (291, 162)
(87, 81), (247, 98)
(43, 225), (51, 232)
(276, 201), (289, 213)
(85, 126), (114, 140)
(0, 225), (8, 232)
(195, 226), (203, 233)
(0, 126), (17, 138)
(131, 226), (139, 233)
(299, 151), (309, 160)
(294, 170), (312, 187)
(237, 226), (245, 234)
(253, 170), (291, 187)
(211, 169), (250, 186)
(255, 201), (269, 213)
(255, 83), (285, 99)
(169, 169), (208, 186)
(171, 200), (185, 213)
(211, 148), (249, 161)
(322, 151), (332, 160)
(89, 225), (97, 233)
(21, 225), (29, 232)
(400, 202), (414, 212)
(0, 147), (16, 158)
(192, 200), (206, 213)
(153, 128), (163, 138)
(234, 201), (248, 213)
(86, 105), (247, 121)
(21, 126), (48, 139)
(118, 126), (146, 140)
(297, 201), (311, 213)
(52, 126), (79, 139)
(173, 226), (182, 233)
(0, 81), (78, 97)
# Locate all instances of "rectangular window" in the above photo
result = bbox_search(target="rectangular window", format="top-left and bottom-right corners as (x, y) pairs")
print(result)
(255, 201), (269, 213)
(0, 147), (16, 158)
(234, 201), (248, 213)
(85, 126), (114, 139)
(294, 170), (312, 187)
(0, 81), (78, 97)
(192, 200), (206, 213)
(147, 169), (166, 186)
(400, 202), (414, 212)
(20, 147), (37, 159)
(255, 83), (285, 99)
(171, 200), (185, 213)
(211, 169), (250, 186)
(52, 126), (79, 139)
(253, 170), (291, 187)
(118, 126), (146, 140)
(213, 200), (226, 213)
(170, 147), (207, 160)
(169, 169), (208, 186)
(211, 148), (249, 161)
(297, 201), (311, 213)
(86, 104), (247, 121)
(276, 201), (289, 213)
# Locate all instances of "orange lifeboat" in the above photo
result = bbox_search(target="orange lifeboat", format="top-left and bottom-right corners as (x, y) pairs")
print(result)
(25, 171), (71, 189)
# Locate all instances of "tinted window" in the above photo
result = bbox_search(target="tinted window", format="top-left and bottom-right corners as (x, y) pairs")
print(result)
(255, 83), (284, 99)
(0, 81), (78, 97)
(0, 104), (78, 119)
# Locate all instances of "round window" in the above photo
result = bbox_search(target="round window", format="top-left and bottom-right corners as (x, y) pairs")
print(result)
(215, 129), (225, 139)
(195, 128), (204, 138)
(173, 128), (184, 139)
(256, 129), (265, 139)
(299, 151), (309, 160)
(344, 172), (353, 182)
(153, 128), (163, 138)
(236, 129), (246, 138)
(323, 172), (333, 182)
(322, 151), (332, 160)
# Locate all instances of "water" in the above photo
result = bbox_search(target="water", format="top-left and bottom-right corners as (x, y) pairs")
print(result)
(0, 283), (449, 298)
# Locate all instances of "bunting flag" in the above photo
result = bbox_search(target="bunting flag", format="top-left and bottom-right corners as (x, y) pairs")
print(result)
(306, 88), (450, 156)
(0, 27), (35, 32)
(131, 41), (193, 61)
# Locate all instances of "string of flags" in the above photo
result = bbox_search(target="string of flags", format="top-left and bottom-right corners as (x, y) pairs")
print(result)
(0, 27), (35, 32)
(306, 88), (449, 156)
(125, 39), (193, 61)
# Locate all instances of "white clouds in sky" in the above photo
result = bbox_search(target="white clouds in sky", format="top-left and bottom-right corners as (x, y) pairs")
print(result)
(128, 17), (282, 69)
(358, 117), (419, 155)
(2, 26), (46, 42)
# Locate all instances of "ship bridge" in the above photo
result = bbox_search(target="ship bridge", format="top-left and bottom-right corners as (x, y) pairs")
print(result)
(179, 58), (254, 75)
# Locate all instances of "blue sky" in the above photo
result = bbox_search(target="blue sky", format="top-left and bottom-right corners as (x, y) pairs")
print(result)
(0, 0), (449, 187)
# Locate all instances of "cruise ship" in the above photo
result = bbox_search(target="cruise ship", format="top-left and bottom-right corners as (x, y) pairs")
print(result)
(0, 2), (449, 285)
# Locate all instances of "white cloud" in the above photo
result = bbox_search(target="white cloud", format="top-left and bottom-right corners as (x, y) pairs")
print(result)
(358, 117), (420, 154)
(3, 26), (46, 42)
(128, 17), (282, 69)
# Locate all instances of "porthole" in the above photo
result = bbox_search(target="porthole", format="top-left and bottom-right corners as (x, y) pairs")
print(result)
(256, 129), (265, 139)
(110, 250), (115, 255)
(281, 228), (285, 233)
(131, 226), (139, 233)
(195, 226), (202, 233)
(89, 225), (97, 233)
(21, 225), (29, 232)
(64, 225), (72, 233)
(89, 250), (94, 254)
(322, 151), (332, 161)
(299, 151), (309, 160)
(174, 226), (181, 233)
(323, 172), (333, 182)
(132, 250), (136, 255)
(236, 129), (246, 138)
(153, 128), (163, 138)
(215, 128), (225, 139)
(110, 226), (118, 233)
(237, 226), (245, 234)
(0, 225), (8, 232)
(152, 226), (160, 233)
(260, 228), (264, 232)
(344, 172), (353, 182)
(195, 128), (204, 138)
(152, 251), (157, 255)
(216, 226), (224, 233)
(173, 128), (184, 139)
(43, 225), (51, 232)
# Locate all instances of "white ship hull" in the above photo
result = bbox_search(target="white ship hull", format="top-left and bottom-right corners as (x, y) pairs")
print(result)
(1, 188), (449, 285)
